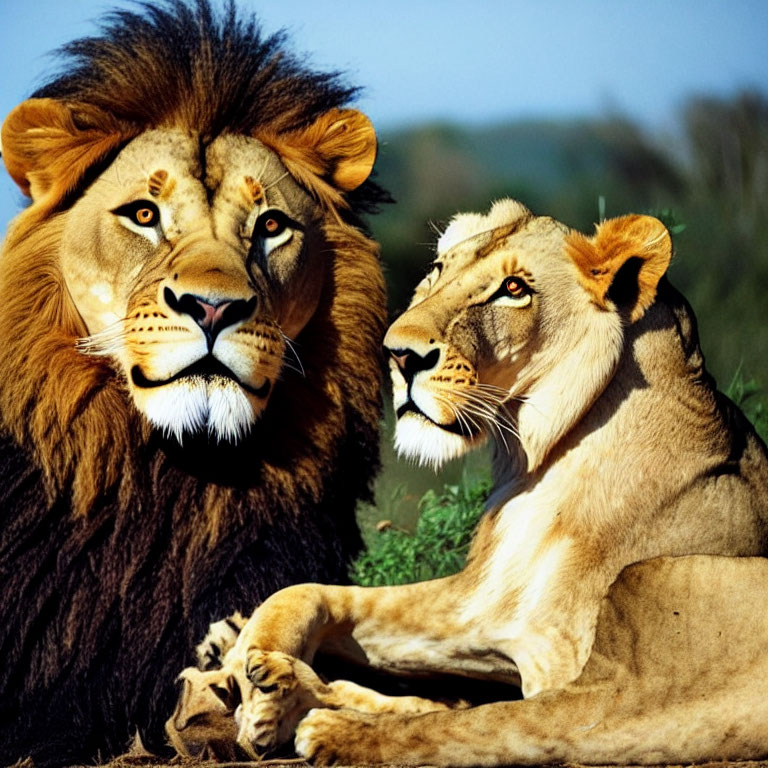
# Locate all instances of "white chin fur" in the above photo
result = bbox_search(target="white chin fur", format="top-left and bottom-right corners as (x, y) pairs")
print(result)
(394, 412), (471, 470)
(141, 377), (256, 444)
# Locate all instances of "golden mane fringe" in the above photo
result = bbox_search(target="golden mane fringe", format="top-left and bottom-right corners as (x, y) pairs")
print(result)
(0, 208), (143, 515)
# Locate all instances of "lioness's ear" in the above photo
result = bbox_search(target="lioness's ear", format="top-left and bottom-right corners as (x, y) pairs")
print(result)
(258, 108), (377, 193)
(567, 214), (672, 322)
(1, 98), (128, 206)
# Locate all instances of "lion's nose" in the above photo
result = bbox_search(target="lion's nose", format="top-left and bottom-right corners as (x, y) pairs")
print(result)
(163, 287), (257, 342)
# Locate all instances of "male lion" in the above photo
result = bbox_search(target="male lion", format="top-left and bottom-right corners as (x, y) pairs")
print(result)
(0, 2), (388, 765)
(169, 199), (768, 764)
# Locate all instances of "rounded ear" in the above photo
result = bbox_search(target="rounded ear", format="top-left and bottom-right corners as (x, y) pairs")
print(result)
(257, 108), (377, 196)
(1, 98), (129, 206)
(315, 108), (377, 191)
(567, 214), (672, 322)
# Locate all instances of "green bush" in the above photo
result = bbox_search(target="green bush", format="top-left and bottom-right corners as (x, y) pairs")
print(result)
(726, 368), (768, 440)
(351, 475), (491, 587)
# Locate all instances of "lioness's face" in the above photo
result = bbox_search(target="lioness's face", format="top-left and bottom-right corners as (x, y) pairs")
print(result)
(384, 200), (587, 468)
(61, 130), (323, 442)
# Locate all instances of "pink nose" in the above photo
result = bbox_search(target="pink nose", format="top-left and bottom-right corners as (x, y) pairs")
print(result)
(163, 287), (257, 342)
(195, 298), (233, 331)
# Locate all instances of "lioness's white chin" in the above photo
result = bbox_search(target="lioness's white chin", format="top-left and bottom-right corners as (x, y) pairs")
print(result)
(394, 412), (476, 470)
(139, 377), (258, 444)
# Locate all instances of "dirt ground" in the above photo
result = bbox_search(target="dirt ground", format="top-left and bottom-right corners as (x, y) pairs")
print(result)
(29, 757), (768, 768)
(101, 758), (768, 768)
(13, 751), (768, 768)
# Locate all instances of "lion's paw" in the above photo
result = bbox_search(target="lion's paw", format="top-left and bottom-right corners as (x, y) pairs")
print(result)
(237, 650), (322, 756)
(196, 612), (246, 670)
(295, 708), (383, 766)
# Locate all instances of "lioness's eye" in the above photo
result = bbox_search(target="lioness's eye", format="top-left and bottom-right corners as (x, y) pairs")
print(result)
(113, 200), (160, 228)
(504, 276), (529, 297)
(492, 275), (533, 308)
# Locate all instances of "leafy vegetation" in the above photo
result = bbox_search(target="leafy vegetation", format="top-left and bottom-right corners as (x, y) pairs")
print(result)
(351, 474), (491, 587)
(726, 369), (768, 440)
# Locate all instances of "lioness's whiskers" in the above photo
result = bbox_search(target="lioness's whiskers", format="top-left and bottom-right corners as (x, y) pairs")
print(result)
(434, 393), (476, 440)
(455, 405), (484, 441)
(446, 385), (522, 454)
(458, 388), (520, 437)
(430, 386), (519, 455)
(462, 403), (512, 453)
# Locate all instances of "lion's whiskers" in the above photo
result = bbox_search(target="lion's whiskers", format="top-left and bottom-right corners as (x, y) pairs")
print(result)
(281, 333), (305, 377)
(76, 319), (130, 356)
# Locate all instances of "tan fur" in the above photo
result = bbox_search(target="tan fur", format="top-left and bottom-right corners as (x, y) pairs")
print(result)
(168, 199), (768, 765)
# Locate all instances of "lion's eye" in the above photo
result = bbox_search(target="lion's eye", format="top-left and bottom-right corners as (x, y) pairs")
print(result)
(255, 210), (289, 239)
(113, 200), (160, 228)
(134, 206), (157, 226)
(253, 209), (293, 256)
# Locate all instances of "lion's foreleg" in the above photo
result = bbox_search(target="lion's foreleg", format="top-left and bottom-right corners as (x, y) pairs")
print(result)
(236, 649), (457, 757)
(293, 696), (579, 766)
(232, 575), (474, 673)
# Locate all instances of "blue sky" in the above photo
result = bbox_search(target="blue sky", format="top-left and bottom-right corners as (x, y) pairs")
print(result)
(1, 0), (767, 227)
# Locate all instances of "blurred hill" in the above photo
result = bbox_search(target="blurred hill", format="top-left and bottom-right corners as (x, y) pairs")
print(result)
(370, 90), (768, 391)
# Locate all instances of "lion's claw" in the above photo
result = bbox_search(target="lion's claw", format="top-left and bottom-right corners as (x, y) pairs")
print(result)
(238, 650), (324, 756)
(295, 708), (381, 766)
(245, 649), (297, 693)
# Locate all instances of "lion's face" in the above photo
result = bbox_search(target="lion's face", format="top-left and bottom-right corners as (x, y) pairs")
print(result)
(385, 199), (671, 470)
(1, 98), (377, 449)
(64, 129), (323, 442)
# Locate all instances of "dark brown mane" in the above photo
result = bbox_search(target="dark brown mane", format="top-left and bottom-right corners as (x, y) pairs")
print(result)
(34, 0), (388, 217)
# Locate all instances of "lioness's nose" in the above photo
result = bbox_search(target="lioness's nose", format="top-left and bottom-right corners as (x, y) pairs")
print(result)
(164, 287), (257, 341)
(385, 346), (440, 383)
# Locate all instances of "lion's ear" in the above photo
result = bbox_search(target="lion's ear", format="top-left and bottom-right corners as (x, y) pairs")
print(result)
(310, 108), (377, 191)
(258, 108), (377, 194)
(567, 214), (672, 322)
(1, 98), (128, 206)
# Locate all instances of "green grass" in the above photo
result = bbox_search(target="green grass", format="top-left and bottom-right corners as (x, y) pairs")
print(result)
(351, 473), (491, 587)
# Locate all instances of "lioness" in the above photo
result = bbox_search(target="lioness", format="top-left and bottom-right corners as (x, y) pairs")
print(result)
(168, 200), (768, 764)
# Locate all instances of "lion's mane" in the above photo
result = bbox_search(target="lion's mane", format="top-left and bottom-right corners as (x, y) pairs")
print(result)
(0, 2), (388, 765)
